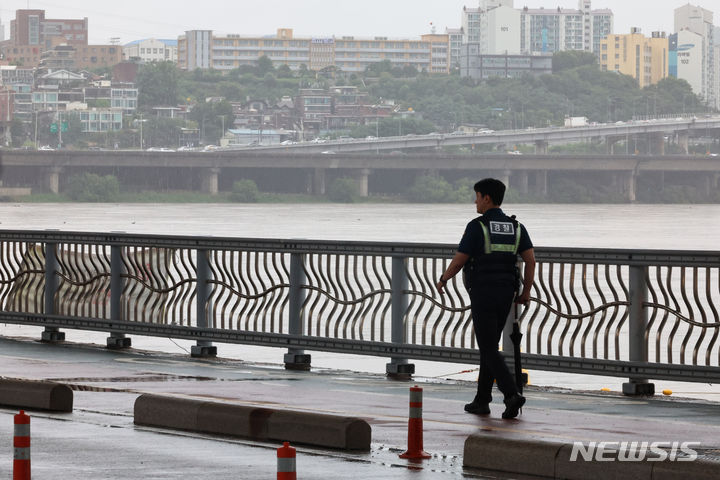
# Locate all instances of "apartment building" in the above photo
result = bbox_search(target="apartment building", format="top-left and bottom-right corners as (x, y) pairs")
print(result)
(1, 66), (35, 123)
(446, 28), (464, 69)
(177, 28), (448, 73)
(1, 9), (123, 70)
(669, 30), (705, 103)
(35, 43), (123, 71)
(179, 30), (211, 70)
(124, 39), (178, 63)
(10, 9), (88, 48)
(421, 33), (451, 73)
(520, 0), (613, 55)
(674, 4), (716, 108)
(715, 27), (720, 111)
(79, 109), (123, 132)
(0, 65), (35, 86)
(600, 29), (669, 88)
(462, 1), (519, 55)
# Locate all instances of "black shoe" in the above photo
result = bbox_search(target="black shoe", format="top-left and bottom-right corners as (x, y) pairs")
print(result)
(502, 394), (525, 419)
(464, 400), (490, 415)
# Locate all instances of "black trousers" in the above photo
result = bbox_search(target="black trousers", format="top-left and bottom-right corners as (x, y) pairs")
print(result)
(470, 280), (518, 403)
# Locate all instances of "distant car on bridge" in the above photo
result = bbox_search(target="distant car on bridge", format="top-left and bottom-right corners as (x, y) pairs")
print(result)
(146, 147), (176, 152)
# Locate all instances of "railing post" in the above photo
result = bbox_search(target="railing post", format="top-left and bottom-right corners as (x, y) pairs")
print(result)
(622, 265), (655, 396)
(107, 245), (131, 349)
(191, 248), (217, 358)
(41, 241), (64, 342)
(386, 256), (414, 379)
(284, 252), (311, 370)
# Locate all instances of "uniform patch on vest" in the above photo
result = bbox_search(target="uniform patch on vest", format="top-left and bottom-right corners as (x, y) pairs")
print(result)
(489, 221), (515, 235)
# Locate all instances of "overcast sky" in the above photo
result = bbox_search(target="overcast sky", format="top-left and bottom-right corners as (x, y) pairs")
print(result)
(0, 1), (716, 44)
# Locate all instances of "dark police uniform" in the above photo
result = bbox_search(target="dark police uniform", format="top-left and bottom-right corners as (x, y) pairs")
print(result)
(458, 207), (533, 404)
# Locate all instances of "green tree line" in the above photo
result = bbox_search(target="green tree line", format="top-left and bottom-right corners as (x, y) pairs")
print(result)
(136, 52), (707, 135)
(14, 52), (708, 149)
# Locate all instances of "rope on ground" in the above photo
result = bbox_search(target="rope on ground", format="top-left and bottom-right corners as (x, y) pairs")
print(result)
(429, 368), (479, 378)
(168, 338), (190, 354)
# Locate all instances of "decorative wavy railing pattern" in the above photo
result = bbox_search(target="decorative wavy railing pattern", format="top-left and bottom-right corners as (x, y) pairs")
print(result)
(0, 231), (717, 382)
(646, 265), (720, 366)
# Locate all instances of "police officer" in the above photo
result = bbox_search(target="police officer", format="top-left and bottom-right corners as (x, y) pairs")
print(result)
(436, 178), (535, 419)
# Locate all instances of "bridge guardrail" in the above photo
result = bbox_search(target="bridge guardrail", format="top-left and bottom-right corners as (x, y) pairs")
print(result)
(0, 230), (718, 384)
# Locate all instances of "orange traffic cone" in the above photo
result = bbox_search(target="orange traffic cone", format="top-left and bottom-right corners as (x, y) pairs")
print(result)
(14, 410), (30, 480)
(277, 441), (296, 479)
(399, 385), (431, 459)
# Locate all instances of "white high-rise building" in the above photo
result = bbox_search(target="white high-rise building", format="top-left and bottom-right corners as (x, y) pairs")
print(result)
(520, 0), (613, 55)
(675, 4), (716, 108)
(462, 0), (520, 55)
(446, 27), (464, 69)
(675, 30), (705, 99)
(715, 26), (720, 110)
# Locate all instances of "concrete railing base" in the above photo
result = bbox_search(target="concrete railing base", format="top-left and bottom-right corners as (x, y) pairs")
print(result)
(0, 378), (73, 412)
(464, 433), (720, 480)
(134, 394), (371, 451)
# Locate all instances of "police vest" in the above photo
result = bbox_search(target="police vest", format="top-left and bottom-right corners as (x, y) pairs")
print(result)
(462, 215), (522, 290)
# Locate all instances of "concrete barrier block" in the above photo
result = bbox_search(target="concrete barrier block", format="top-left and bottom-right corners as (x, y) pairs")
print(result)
(197, 403), (272, 440)
(652, 457), (720, 480)
(0, 378), (73, 412)
(133, 394), (372, 451)
(555, 444), (653, 480)
(266, 410), (371, 451)
(134, 394), (202, 431)
(463, 433), (563, 477)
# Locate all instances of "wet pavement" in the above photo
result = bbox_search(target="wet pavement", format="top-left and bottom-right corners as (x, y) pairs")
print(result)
(0, 334), (719, 479)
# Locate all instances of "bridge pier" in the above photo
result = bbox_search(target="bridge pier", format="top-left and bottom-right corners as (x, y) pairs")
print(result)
(45, 166), (62, 194)
(703, 175), (712, 196)
(649, 134), (665, 155)
(515, 171), (529, 195)
(499, 170), (511, 190)
(606, 137), (620, 155)
(534, 141), (548, 155)
(313, 168), (326, 195)
(534, 171), (547, 197)
(355, 168), (371, 197)
(677, 131), (689, 154)
(616, 171), (637, 202)
(200, 167), (220, 195)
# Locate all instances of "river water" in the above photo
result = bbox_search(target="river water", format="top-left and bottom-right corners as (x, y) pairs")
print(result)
(1, 202), (719, 400)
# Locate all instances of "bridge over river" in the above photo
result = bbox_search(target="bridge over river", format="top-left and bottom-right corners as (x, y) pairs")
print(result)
(2, 150), (720, 201)
(252, 115), (720, 155)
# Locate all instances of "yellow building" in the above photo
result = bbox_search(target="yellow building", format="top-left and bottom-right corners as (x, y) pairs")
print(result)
(600, 28), (669, 88)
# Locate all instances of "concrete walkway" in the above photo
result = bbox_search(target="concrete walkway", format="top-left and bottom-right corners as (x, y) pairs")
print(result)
(0, 335), (718, 479)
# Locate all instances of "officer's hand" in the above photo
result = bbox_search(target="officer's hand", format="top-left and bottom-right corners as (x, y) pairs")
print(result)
(436, 280), (445, 295)
(515, 290), (530, 305)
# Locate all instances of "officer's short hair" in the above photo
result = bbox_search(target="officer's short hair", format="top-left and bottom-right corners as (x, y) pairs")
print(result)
(474, 178), (505, 206)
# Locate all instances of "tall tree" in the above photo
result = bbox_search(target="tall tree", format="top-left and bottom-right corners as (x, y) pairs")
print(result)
(136, 61), (179, 109)
(552, 51), (598, 73)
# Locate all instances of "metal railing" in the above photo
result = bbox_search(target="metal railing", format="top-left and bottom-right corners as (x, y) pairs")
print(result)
(0, 230), (718, 383)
